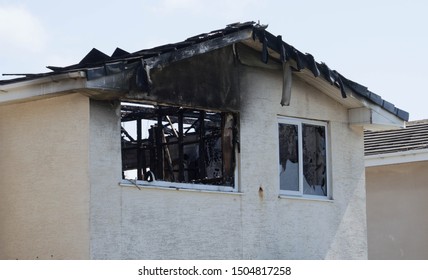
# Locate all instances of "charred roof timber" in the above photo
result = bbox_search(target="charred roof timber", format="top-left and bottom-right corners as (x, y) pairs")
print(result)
(0, 21), (409, 121)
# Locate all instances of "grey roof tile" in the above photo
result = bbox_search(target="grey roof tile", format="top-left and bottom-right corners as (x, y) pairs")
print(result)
(364, 120), (428, 156)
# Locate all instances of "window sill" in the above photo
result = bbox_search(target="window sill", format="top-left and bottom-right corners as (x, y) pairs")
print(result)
(119, 179), (241, 195)
(278, 194), (333, 203)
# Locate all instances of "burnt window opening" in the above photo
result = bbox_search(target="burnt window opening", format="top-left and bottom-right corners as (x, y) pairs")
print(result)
(121, 102), (238, 187)
(278, 117), (329, 197)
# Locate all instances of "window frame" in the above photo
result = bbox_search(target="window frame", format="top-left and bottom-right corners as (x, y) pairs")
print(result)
(120, 102), (239, 193)
(277, 116), (331, 199)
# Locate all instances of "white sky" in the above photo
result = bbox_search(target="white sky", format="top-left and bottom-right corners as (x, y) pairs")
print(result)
(1, 0), (427, 120)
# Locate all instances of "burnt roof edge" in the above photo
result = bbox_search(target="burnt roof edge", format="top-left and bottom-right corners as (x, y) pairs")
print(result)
(1, 22), (409, 121)
(250, 25), (408, 121)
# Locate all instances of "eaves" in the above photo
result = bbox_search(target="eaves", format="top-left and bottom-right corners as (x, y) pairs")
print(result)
(365, 148), (428, 167)
(0, 71), (124, 106)
(0, 21), (409, 128)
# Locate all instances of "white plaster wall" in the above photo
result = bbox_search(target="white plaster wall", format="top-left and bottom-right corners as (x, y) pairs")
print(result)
(88, 65), (367, 259)
(238, 66), (367, 259)
(89, 100), (123, 259)
(120, 188), (244, 259)
(0, 94), (91, 259)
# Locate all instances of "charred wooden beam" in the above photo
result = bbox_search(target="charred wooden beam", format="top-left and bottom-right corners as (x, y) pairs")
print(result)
(148, 127), (156, 179)
(178, 111), (185, 182)
(156, 112), (164, 180)
(198, 111), (206, 179)
(121, 126), (135, 142)
(161, 130), (175, 182)
(222, 113), (235, 184)
(136, 117), (143, 180)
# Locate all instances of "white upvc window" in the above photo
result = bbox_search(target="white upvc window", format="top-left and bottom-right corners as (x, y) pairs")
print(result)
(278, 117), (331, 199)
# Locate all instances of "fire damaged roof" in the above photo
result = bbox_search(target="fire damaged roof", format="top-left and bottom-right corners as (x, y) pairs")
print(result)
(0, 21), (409, 121)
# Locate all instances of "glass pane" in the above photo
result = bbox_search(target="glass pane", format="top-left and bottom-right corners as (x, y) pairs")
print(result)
(278, 123), (299, 191)
(302, 124), (327, 196)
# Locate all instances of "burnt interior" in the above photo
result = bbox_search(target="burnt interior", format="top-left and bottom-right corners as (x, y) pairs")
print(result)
(121, 102), (238, 186)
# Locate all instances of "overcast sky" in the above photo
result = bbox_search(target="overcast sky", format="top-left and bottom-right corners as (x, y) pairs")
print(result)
(1, 0), (427, 120)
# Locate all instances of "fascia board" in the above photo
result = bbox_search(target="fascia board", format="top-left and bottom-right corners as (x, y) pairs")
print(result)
(0, 71), (87, 105)
(365, 149), (428, 167)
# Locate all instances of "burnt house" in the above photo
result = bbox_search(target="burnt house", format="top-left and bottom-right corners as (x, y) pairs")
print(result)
(0, 22), (408, 259)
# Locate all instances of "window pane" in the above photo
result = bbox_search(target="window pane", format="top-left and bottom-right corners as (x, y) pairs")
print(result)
(278, 123), (299, 191)
(302, 124), (327, 196)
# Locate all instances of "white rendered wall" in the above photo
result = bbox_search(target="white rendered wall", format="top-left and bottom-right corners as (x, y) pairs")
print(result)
(89, 100), (123, 259)
(237, 66), (367, 259)
(89, 65), (367, 259)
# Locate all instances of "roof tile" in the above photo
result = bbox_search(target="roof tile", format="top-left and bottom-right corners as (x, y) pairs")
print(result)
(364, 120), (428, 155)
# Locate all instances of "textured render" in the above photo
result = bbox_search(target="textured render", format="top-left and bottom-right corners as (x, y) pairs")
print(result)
(89, 100), (123, 259)
(366, 161), (428, 259)
(88, 65), (368, 259)
(120, 188), (244, 259)
(238, 66), (367, 259)
(0, 94), (91, 259)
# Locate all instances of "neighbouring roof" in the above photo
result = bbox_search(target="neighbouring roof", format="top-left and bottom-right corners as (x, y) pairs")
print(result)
(0, 21), (409, 121)
(365, 120), (428, 156)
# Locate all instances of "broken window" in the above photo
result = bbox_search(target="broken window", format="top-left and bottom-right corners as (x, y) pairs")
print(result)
(278, 117), (329, 197)
(121, 102), (238, 187)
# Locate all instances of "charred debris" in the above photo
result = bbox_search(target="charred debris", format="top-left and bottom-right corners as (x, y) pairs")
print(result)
(121, 103), (238, 186)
